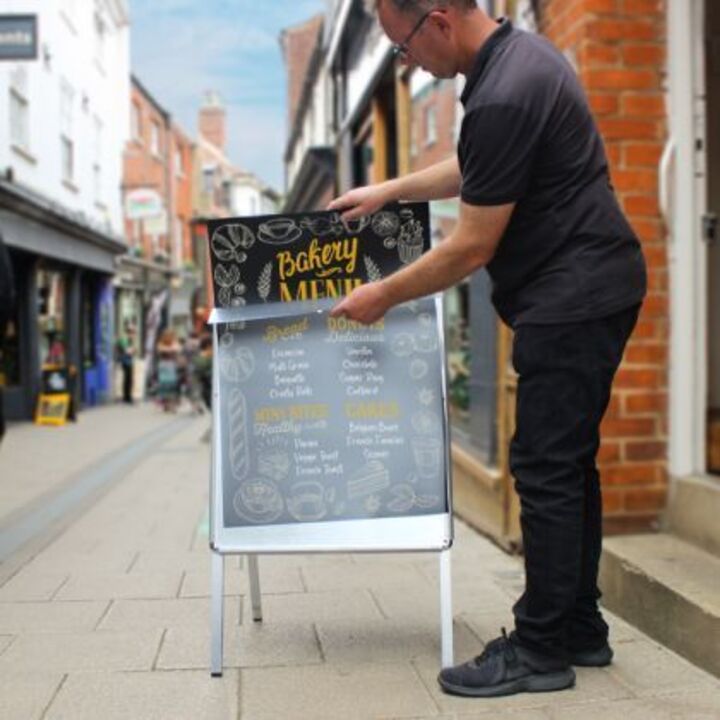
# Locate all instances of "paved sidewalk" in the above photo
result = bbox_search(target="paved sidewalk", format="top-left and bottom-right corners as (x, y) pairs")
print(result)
(1, 403), (719, 719)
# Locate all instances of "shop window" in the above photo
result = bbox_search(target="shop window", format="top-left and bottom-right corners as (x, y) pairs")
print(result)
(37, 268), (68, 367)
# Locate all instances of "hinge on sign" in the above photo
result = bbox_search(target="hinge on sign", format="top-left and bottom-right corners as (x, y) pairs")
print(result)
(702, 213), (718, 243)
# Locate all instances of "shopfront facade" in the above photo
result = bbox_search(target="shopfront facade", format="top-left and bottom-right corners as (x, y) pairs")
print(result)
(0, 180), (124, 420)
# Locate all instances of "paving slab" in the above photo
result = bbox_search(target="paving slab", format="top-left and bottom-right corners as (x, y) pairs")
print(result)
(0, 629), (163, 673)
(239, 662), (439, 720)
(0, 599), (108, 633)
(98, 596), (241, 631)
(55, 570), (184, 601)
(158, 619), (323, 670)
(44, 669), (240, 720)
(0, 672), (65, 720)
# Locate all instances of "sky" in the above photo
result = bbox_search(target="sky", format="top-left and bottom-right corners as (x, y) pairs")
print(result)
(129, 0), (328, 193)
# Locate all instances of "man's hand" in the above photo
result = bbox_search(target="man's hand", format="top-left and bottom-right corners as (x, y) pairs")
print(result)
(329, 282), (392, 325)
(327, 184), (392, 221)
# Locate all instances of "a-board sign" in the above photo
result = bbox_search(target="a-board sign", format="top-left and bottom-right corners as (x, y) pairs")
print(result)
(206, 203), (453, 553)
(35, 393), (70, 426)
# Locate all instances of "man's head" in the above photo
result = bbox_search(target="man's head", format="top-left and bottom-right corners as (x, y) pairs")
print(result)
(376, 0), (484, 78)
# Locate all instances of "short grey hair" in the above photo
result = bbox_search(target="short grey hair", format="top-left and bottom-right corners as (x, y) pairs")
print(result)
(378, 0), (478, 16)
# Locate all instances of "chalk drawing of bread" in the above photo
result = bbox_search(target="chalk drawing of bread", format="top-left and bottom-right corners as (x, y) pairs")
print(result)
(227, 389), (249, 482)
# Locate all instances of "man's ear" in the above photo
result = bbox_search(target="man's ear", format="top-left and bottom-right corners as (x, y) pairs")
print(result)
(429, 9), (452, 37)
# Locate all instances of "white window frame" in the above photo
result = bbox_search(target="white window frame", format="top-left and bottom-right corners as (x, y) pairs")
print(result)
(60, 80), (75, 183)
(9, 66), (30, 152)
(151, 120), (161, 157)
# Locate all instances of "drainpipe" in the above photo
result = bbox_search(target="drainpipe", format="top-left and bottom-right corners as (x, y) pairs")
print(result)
(666, 0), (706, 477)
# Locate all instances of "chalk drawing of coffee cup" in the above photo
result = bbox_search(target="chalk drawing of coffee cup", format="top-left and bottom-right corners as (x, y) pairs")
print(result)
(233, 478), (284, 524)
(258, 218), (302, 245)
(341, 215), (371, 235)
(412, 436), (442, 480)
(287, 481), (328, 522)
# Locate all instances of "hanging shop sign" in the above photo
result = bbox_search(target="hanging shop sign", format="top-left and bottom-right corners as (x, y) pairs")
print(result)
(0, 15), (37, 61)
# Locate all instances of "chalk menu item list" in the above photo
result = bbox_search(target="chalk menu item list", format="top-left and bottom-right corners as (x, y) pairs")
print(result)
(208, 203), (450, 528)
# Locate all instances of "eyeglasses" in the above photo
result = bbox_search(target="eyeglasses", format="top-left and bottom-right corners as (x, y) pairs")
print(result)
(391, 8), (435, 58)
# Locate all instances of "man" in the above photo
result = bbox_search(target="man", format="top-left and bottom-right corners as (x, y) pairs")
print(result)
(329, 0), (646, 700)
(0, 233), (16, 443)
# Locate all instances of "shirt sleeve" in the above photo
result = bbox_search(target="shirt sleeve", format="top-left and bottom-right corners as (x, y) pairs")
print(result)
(459, 103), (542, 206)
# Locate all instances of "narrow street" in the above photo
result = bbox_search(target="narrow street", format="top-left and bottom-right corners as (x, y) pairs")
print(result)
(0, 403), (718, 719)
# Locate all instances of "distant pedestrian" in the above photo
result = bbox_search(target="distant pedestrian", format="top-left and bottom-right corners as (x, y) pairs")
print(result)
(155, 328), (181, 413)
(116, 326), (137, 404)
(184, 331), (205, 415)
(0, 233), (17, 444)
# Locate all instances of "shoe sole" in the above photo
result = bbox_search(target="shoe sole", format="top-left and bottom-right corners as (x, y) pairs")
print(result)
(437, 668), (576, 698)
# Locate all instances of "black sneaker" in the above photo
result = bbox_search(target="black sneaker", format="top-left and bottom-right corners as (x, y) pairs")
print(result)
(569, 643), (613, 667)
(437, 628), (576, 698)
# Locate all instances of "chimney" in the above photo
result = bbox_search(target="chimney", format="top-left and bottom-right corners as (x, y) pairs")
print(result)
(199, 90), (226, 152)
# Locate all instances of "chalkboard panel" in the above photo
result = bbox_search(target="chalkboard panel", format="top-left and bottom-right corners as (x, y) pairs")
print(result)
(207, 203), (453, 552)
(207, 203), (429, 307)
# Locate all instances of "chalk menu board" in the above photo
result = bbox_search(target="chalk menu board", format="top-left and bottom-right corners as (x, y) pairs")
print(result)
(207, 203), (453, 552)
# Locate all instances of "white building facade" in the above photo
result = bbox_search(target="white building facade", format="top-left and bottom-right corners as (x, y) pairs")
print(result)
(0, 0), (130, 419)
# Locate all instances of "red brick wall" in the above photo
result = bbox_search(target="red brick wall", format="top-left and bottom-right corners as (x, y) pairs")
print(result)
(410, 78), (458, 173)
(281, 15), (324, 133)
(124, 83), (170, 261)
(540, 0), (668, 532)
(170, 125), (194, 266)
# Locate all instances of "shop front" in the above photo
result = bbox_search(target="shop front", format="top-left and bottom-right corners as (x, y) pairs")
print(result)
(0, 180), (125, 421)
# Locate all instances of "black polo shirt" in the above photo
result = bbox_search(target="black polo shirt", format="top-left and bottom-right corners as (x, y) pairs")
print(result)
(458, 19), (646, 327)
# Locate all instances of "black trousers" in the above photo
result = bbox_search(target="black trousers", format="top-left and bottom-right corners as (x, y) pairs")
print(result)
(122, 364), (134, 404)
(510, 304), (640, 663)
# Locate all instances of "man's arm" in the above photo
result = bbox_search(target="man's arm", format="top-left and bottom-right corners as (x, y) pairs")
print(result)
(330, 200), (514, 324)
(328, 157), (461, 221)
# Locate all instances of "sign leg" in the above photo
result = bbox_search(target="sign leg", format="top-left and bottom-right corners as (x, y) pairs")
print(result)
(248, 554), (263, 622)
(210, 551), (224, 677)
(439, 549), (454, 669)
